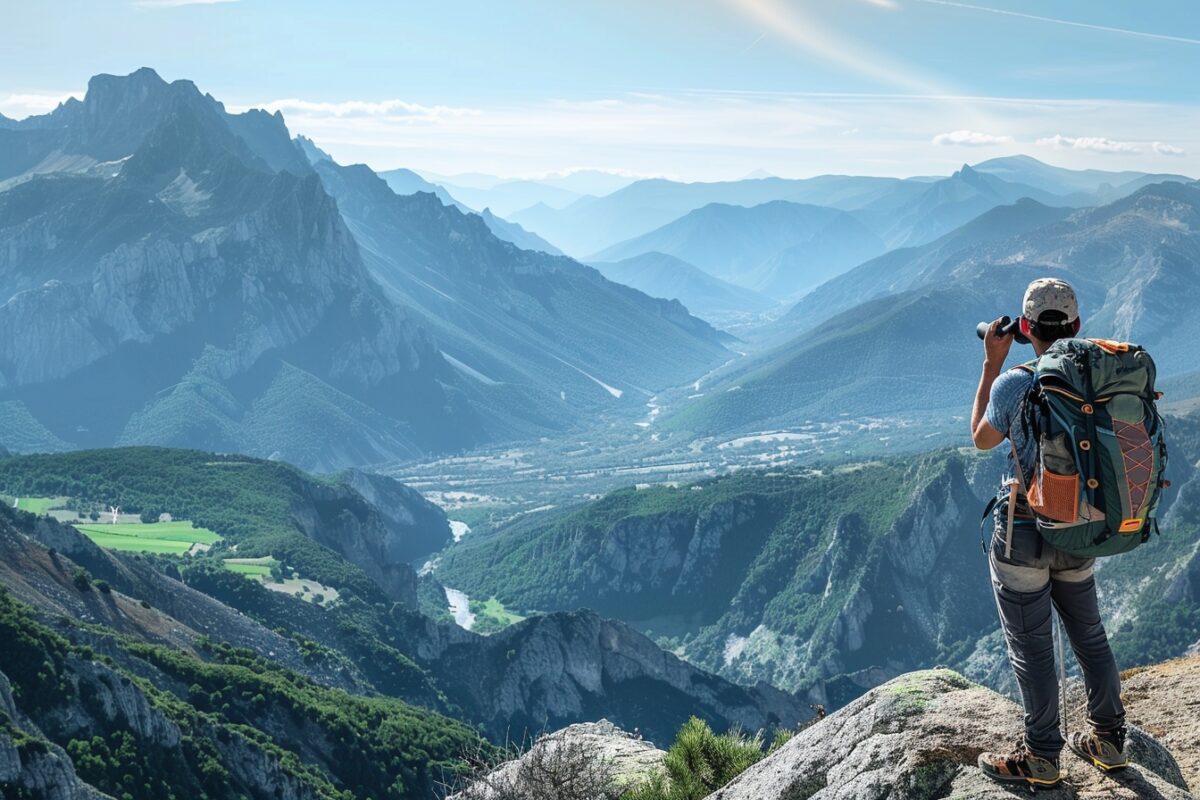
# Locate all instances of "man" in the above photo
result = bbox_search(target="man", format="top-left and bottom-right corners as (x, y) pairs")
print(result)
(970, 278), (1127, 788)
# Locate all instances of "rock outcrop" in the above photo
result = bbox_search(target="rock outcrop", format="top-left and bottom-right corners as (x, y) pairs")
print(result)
(447, 720), (666, 800)
(339, 467), (453, 562)
(1123, 656), (1200, 792)
(707, 669), (1192, 800)
(429, 609), (808, 746)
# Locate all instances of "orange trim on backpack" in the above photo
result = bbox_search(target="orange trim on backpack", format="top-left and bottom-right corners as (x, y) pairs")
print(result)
(1118, 518), (1144, 534)
(1089, 339), (1131, 354)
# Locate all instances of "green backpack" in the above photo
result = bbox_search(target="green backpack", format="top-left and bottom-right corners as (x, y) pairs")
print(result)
(1013, 338), (1168, 557)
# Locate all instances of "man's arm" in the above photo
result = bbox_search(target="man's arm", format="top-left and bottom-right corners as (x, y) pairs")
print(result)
(971, 318), (1012, 450)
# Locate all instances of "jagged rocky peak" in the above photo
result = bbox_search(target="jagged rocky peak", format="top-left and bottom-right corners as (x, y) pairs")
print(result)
(708, 669), (1193, 800)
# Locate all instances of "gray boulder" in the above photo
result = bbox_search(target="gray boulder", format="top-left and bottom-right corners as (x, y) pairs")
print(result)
(707, 669), (1192, 800)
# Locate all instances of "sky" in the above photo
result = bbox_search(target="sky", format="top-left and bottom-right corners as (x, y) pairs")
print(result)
(2, 0), (1199, 181)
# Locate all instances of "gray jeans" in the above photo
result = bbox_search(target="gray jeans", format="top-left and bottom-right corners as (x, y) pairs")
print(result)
(990, 510), (1125, 759)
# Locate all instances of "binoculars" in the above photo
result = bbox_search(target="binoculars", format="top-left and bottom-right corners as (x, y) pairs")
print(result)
(975, 315), (1031, 345)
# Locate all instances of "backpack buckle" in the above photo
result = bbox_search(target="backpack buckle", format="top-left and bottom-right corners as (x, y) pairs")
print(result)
(1118, 518), (1143, 534)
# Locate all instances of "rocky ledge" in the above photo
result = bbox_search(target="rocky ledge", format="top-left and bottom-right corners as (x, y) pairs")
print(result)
(709, 668), (1192, 800)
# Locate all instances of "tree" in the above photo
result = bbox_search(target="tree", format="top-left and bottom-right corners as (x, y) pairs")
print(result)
(72, 568), (92, 592)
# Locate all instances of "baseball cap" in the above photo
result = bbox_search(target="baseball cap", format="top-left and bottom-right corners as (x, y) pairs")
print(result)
(1023, 277), (1078, 323)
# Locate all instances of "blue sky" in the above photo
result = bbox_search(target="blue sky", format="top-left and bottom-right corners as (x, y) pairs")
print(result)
(3, 0), (1199, 180)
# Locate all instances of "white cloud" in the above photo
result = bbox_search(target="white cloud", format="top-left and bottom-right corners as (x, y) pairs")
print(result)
(932, 129), (1013, 146)
(248, 98), (482, 122)
(134, 0), (239, 7)
(1036, 134), (1141, 154)
(1153, 141), (1187, 157)
(259, 87), (1200, 182)
(0, 92), (80, 119)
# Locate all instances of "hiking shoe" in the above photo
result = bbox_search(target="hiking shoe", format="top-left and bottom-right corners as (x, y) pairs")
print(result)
(1068, 727), (1128, 772)
(978, 741), (1062, 787)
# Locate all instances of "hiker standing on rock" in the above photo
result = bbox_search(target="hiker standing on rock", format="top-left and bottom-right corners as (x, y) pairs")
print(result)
(968, 277), (1167, 788)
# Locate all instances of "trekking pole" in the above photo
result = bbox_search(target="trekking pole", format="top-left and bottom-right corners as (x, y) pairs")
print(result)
(1055, 610), (1069, 743)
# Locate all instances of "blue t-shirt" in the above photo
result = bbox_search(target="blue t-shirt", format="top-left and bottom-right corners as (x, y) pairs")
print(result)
(985, 367), (1037, 488)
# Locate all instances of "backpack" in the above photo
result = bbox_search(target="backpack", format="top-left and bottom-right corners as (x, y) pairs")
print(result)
(1013, 337), (1168, 558)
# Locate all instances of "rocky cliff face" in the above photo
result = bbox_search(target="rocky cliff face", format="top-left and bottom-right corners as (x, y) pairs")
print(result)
(427, 609), (806, 746)
(0, 652), (327, 800)
(0, 68), (478, 468)
(438, 453), (998, 703)
(0, 667), (107, 800)
(313, 157), (730, 441)
(339, 468), (453, 563)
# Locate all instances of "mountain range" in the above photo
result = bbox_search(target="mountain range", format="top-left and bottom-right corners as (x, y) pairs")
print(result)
(0, 445), (806, 799)
(311, 154), (729, 442)
(0, 69), (728, 470)
(377, 165), (563, 254)
(590, 252), (777, 325)
(505, 157), (1191, 263)
(592, 200), (886, 299)
(435, 416), (1200, 703)
(414, 168), (637, 216)
(664, 180), (1200, 439)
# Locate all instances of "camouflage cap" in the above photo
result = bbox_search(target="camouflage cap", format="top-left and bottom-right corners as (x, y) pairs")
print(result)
(1023, 277), (1078, 323)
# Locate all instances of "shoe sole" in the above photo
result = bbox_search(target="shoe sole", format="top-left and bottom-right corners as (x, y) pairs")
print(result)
(979, 769), (1062, 788)
(1068, 743), (1128, 772)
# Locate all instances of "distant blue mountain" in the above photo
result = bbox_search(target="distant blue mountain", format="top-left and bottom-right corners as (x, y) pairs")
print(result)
(478, 208), (562, 255)
(510, 157), (1187, 259)
(314, 159), (730, 438)
(590, 251), (777, 323)
(511, 174), (905, 257)
(781, 197), (1073, 334)
(667, 181), (1200, 437)
(973, 154), (1191, 198)
(378, 167), (563, 254)
(593, 200), (885, 299)
(379, 167), (463, 208)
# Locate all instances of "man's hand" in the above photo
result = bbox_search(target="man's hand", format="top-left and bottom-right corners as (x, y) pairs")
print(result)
(971, 317), (1012, 450)
(983, 317), (1014, 369)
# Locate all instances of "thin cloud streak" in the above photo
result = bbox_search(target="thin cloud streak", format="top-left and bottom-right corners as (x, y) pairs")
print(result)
(134, 0), (239, 6)
(933, 130), (1013, 146)
(917, 0), (1200, 46)
(726, 0), (949, 96)
(247, 97), (482, 120)
(263, 89), (1200, 180)
(1037, 135), (1142, 154)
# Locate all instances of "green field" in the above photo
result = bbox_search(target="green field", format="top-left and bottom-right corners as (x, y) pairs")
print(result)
(75, 521), (221, 555)
(223, 556), (277, 578)
(469, 596), (526, 634)
(3, 496), (65, 515)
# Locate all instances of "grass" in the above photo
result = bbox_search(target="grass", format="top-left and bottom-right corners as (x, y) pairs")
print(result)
(223, 556), (278, 578)
(2, 496), (66, 515)
(74, 521), (221, 555)
(222, 557), (337, 604)
(468, 596), (526, 634)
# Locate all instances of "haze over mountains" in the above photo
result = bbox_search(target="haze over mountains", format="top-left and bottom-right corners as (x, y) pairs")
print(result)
(663, 180), (1200, 440)
(500, 157), (1189, 261)
(592, 200), (885, 299)
(0, 69), (728, 470)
